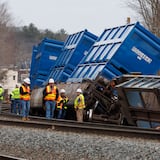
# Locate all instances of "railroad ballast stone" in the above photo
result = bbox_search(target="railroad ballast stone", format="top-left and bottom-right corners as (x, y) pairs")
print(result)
(0, 126), (160, 160)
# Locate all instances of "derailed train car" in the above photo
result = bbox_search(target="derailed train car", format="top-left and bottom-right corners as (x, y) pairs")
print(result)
(30, 22), (160, 129)
(30, 76), (121, 123)
(116, 75), (160, 128)
(31, 74), (160, 128)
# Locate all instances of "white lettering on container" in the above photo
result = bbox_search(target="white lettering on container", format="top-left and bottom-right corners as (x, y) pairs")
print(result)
(49, 56), (57, 60)
(131, 46), (152, 64)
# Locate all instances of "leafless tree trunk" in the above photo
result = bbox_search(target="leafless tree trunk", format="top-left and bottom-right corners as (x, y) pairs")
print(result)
(0, 0), (16, 67)
(127, 0), (160, 37)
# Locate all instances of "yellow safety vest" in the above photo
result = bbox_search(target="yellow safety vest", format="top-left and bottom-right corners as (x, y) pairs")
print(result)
(74, 94), (85, 109)
(57, 96), (69, 110)
(0, 87), (4, 100)
(12, 88), (20, 99)
(44, 85), (57, 101)
(63, 97), (69, 109)
(20, 85), (30, 101)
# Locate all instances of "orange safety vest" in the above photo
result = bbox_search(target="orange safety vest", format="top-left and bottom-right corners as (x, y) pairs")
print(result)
(44, 85), (57, 101)
(56, 96), (63, 109)
(20, 85), (30, 101)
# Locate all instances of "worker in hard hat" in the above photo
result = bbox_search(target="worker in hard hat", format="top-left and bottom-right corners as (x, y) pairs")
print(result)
(74, 88), (85, 122)
(20, 78), (31, 121)
(0, 83), (4, 113)
(11, 84), (21, 115)
(43, 78), (59, 119)
(56, 89), (69, 119)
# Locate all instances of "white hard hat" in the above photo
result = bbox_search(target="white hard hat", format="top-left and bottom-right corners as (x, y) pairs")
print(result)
(23, 78), (30, 84)
(0, 84), (2, 87)
(49, 78), (54, 83)
(60, 89), (66, 94)
(76, 88), (82, 93)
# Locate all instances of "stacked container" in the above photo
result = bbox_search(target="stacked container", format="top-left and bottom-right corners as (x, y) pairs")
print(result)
(48, 30), (98, 82)
(30, 38), (64, 89)
(68, 22), (160, 82)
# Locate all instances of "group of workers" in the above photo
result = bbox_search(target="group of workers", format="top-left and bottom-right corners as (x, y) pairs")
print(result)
(43, 78), (85, 122)
(0, 77), (86, 122)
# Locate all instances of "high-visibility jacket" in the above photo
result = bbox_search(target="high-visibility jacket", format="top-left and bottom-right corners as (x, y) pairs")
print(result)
(12, 88), (20, 99)
(10, 92), (14, 100)
(44, 85), (57, 101)
(56, 96), (63, 109)
(63, 97), (69, 109)
(57, 96), (69, 110)
(0, 87), (4, 100)
(20, 85), (30, 101)
(74, 94), (85, 109)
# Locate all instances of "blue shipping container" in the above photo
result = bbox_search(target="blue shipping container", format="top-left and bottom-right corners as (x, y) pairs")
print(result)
(48, 30), (98, 82)
(68, 22), (160, 82)
(30, 38), (64, 89)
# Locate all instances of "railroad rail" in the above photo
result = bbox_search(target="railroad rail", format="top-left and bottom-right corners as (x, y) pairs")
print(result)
(0, 112), (160, 139)
(0, 154), (26, 160)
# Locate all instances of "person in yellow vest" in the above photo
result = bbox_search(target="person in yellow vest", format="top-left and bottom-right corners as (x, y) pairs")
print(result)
(20, 78), (31, 121)
(0, 84), (4, 113)
(56, 89), (69, 119)
(43, 78), (59, 119)
(74, 88), (85, 122)
(11, 84), (21, 115)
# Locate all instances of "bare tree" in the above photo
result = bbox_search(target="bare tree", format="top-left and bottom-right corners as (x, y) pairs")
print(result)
(0, 0), (16, 67)
(127, 0), (160, 37)
(0, 1), (12, 28)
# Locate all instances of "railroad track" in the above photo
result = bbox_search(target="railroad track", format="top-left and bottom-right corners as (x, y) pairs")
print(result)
(0, 112), (160, 139)
(0, 154), (26, 160)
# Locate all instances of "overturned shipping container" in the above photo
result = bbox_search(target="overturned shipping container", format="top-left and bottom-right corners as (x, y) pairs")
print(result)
(30, 38), (64, 89)
(48, 30), (98, 83)
(68, 22), (160, 82)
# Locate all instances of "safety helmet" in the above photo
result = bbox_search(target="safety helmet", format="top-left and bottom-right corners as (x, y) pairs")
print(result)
(76, 88), (82, 93)
(23, 78), (30, 84)
(60, 89), (66, 94)
(0, 84), (2, 87)
(49, 78), (54, 83)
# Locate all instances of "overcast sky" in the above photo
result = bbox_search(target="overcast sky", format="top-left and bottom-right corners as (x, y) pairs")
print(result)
(5, 0), (136, 35)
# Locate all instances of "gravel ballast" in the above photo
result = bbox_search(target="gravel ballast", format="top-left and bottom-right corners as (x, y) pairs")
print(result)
(0, 125), (160, 160)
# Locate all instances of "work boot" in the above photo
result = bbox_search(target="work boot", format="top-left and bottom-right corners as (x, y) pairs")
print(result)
(26, 117), (30, 121)
(22, 117), (26, 121)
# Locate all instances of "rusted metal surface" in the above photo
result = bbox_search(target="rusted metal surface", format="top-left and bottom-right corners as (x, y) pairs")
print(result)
(30, 81), (91, 107)
(30, 77), (122, 124)
(30, 87), (44, 108)
(116, 75), (160, 128)
(30, 74), (160, 128)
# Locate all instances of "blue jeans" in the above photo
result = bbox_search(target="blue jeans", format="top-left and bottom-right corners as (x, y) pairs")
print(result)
(45, 101), (56, 119)
(11, 100), (14, 113)
(21, 100), (30, 117)
(57, 109), (67, 119)
(13, 99), (21, 114)
(62, 109), (67, 119)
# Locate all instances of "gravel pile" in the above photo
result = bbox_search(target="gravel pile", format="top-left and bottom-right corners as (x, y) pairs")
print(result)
(0, 125), (160, 160)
